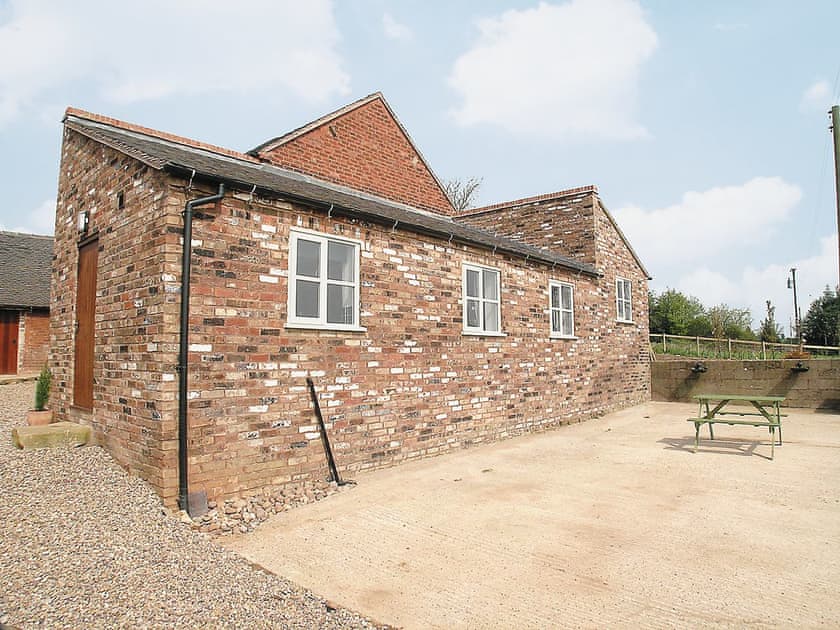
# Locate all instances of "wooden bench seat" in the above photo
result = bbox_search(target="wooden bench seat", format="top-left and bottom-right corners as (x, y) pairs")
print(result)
(686, 417), (781, 459)
(686, 417), (778, 427)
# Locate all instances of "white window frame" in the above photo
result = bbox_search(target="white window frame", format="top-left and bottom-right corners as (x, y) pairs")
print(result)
(616, 277), (633, 323)
(462, 262), (504, 336)
(549, 280), (575, 339)
(287, 228), (365, 332)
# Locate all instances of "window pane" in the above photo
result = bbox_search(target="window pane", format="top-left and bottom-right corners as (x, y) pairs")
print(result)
(295, 279), (319, 318)
(551, 285), (561, 309)
(466, 299), (480, 327)
(296, 239), (320, 278)
(551, 309), (562, 333)
(616, 280), (624, 300)
(561, 285), (573, 309)
(327, 241), (355, 281)
(326, 284), (355, 324)
(484, 302), (499, 332)
(466, 269), (480, 298)
(483, 269), (498, 300)
(562, 311), (573, 335)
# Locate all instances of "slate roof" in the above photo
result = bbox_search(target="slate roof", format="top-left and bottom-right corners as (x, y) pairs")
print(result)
(0, 231), (53, 308)
(63, 112), (599, 277)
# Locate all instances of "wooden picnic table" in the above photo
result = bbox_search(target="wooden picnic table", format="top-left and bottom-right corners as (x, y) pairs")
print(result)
(687, 394), (786, 459)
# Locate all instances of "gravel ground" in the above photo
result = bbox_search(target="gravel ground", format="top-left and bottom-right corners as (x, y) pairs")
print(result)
(0, 382), (388, 629)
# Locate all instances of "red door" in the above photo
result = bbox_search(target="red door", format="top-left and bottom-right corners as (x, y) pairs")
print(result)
(73, 240), (98, 409)
(0, 310), (19, 374)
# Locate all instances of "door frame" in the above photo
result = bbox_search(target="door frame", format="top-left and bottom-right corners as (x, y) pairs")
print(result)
(0, 310), (20, 375)
(73, 236), (99, 410)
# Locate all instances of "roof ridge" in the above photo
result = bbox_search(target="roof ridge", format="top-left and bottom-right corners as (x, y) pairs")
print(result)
(459, 185), (599, 216)
(0, 230), (54, 239)
(63, 107), (260, 164)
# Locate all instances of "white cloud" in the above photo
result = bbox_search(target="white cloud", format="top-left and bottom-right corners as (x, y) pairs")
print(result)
(0, 0), (350, 128)
(800, 80), (831, 112)
(447, 0), (657, 140)
(613, 176), (802, 272)
(382, 12), (413, 41)
(676, 234), (838, 335)
(0, 198), (56, 235)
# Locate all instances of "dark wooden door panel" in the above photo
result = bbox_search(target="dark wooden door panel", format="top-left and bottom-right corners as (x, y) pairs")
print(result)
(0, 310), (19, 374)
(73, 240), (98, 409)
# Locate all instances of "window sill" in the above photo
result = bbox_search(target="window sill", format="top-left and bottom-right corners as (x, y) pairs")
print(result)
(550, 334), (578, 340)
(285, 323), (367, 333)
(462, 330), (507, 338)
(616, 319), (634, 325)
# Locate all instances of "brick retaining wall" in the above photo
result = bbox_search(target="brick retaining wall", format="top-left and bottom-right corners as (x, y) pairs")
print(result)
(651, 359), (840, 409)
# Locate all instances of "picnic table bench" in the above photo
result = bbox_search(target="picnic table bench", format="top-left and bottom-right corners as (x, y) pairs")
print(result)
(687, 394), (786, 459)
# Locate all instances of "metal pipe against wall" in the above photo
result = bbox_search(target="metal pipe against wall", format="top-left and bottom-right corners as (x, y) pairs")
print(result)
(178, 184), (224, 515)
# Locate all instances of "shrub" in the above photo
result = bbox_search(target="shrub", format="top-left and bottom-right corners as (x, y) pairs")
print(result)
(34, 366), (52, 411)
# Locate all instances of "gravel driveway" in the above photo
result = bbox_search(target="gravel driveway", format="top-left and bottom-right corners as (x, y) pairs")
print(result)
(0, 382), (385, 629)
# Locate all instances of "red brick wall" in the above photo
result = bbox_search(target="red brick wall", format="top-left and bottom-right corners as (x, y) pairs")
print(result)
(179, 191), (650, 503)
(256, 98), (455, 216)
(19, 310), (50, 373)
(457, 189), (598, 266)
(51, 129), (181, 497)
(52, 131), (649, 509)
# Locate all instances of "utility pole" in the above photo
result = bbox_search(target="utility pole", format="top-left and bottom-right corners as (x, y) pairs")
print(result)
(788, 267), (802, 348)
(830, 106), (840, 287)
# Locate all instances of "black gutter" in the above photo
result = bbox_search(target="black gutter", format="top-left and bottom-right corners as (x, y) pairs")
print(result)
(164, 165), (600, 278)
(178, 183), (225, 515)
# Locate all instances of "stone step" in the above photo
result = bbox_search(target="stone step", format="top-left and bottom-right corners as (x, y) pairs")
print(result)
(12, 422), (91, 450)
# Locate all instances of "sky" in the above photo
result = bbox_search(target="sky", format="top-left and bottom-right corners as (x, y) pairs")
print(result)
(1, 0), (838, 336)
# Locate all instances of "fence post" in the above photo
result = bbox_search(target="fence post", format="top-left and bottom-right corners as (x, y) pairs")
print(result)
(728, 338), (732, 359)
(696, 336), (700, 356)
(762, 341), (766, 360)
(663, 333), (666, 353)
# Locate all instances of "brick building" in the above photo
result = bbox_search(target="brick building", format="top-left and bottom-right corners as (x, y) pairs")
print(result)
(0, 231), (53, 375)
(50, 93), (650, 512)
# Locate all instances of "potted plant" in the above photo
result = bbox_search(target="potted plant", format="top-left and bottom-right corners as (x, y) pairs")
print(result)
(26, 366), (53, 426)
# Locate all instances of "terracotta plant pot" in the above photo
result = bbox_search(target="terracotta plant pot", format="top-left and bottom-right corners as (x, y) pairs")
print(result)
(26, 409), (53, 426)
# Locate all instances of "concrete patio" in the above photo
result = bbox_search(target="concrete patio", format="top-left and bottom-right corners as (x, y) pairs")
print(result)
(226, 402), (840, 629)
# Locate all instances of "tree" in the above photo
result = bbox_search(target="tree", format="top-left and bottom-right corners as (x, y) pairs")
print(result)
(444, 177), (482, 212)
(802, 286), (840, 346)
(648, 289), (707, 336)
(707, 304), (755, 340)
(758, 300), (783, 343)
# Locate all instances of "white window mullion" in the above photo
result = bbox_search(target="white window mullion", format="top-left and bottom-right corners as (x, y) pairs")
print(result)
(287, 228), (362, 331)
(463, 263), (501, 335)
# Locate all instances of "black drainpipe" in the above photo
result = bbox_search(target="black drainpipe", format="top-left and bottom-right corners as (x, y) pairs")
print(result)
(178, 183), (225, 514)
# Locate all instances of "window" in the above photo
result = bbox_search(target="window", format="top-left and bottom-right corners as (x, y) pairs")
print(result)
(462, 263), (502, 334)
(288, 230), (362, 330)
(616, 277), (633, 323)
(550, 281), (574, 338)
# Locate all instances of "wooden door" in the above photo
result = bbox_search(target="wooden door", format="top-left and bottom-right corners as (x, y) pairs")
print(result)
(73, 240), (98, 410)
(0, 310), (19, 374)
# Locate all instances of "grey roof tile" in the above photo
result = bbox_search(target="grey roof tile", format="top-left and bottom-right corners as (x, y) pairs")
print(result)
(0, 231), (53, 308)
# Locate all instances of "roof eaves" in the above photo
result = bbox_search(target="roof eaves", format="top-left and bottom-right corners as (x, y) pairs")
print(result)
(162, 160), (598, 278)
(64, 119), (168, 170)
(66, 114), (599, 278)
